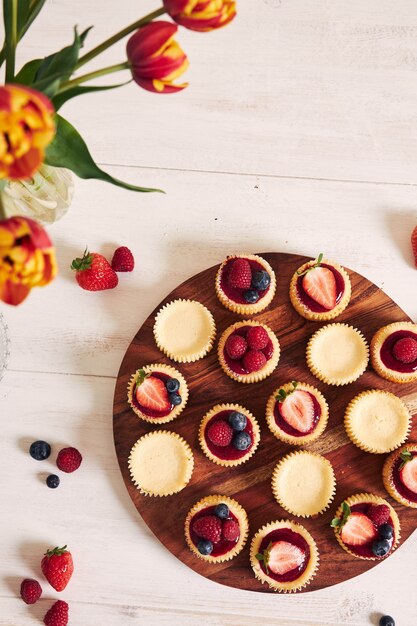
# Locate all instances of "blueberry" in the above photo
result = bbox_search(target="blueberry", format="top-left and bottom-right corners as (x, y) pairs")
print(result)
(379, 617), (395, 626)
(372, 538), (391, 558)
(251, 270), (271, 291)
(197, 539), (213, 555)
(243, 289), (259, 303)
(168, 392), (182, 406)
(214, 503), (229, 520)
(29, 440), (51, 461)
(232, 431), (252, 451)
(228, 411), (247, 432)
(166, 378), (180, 393)
(378, 523), (394, 540)
(46, 474), (60, 489)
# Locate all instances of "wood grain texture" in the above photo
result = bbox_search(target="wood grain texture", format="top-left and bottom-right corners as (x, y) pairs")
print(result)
(113, 252), (417, 593)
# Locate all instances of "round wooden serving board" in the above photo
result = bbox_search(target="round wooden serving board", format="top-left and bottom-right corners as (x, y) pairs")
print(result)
(113, 253), (417, 593)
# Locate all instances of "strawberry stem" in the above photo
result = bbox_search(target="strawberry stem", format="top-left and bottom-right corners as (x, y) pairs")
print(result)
(71, 248), (94, 271)
(44, 545), (68, 557)
(296, 253), (324, 277)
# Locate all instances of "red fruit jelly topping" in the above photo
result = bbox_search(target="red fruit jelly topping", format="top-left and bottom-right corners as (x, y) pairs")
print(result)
(273, 392), (321, 436)
(220, 258), (271, 304)
(223, 326), (273, 375)
(296, 263), (345, 313)
(190, 505), (240, 557)
(258, 529), (309, 583)
(204, 410), (254, 460)
(342, 503), (395, 558)
(131, 372), (173, 418)
(380, 330), (417, 373)
(392, 451), (417, 503)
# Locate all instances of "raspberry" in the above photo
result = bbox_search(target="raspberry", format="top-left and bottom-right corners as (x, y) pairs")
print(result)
(207, 420), (233, 447)
(20, 579), (42, 604)
(228, 258), (252, 289)
(111, 246), (134, 272)
(43, 600), (69, 626)
(246, 326), (269, 350)
(225, 334), (247, 359)
(367, 504), (390, 527)
(393, 337), (417, 364)
(222, 519), (240, 542)
(192, 515), (222, 543)
(242, 349), (266, 373)
(412, 225), (417, 268)
(56, 447), (82, 473)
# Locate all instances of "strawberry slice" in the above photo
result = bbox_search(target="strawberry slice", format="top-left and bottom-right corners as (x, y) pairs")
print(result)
(400, 456), (417, 494)
(340, 512), (377, 546)
(135, 376), (170, 412)
(279, 390), (315, 433)
(302, 266), (337, 310)
(268, 541), (305, 575)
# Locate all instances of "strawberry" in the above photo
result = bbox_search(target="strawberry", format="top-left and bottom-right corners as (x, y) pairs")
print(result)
(20, 578), (42, 604)
(44, 600), (69, 626)
(135, 375), (170, 413)
(56, 447), (82, 473)
(41, 546), (74, 592)
(242, 349), (266, 373)
(71, 249), (118, 291)
(340, 513), (377, 546)
(111, 246), (134, 272)
(302, 266), (337, 310)
(225, 334), (247, 359)
(393, 337), (417, 364)
(367, 504), (390, 527)
(222, 519), (240, 542)
(279, 390), (315, 433)
(246, 326), (269, 350)
(228, 258), (252, 289)
(267, 541), (305, 576)
(412, 225), (417, 267)
(192, 515), (222, 543)
(207, 420), (233, 447)
(400, 456), (417, 494)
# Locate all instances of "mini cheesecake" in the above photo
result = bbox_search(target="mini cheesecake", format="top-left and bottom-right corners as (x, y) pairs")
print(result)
(331, 493), (400, 560)
(127, 364), (189, 424)
(383, 443), (417, 508)
(218, 320), (280, 384)
(266, 381), (329, 446)
(289, 254), (351, 321)
(250, 520), (319, 592)
(371, 322), (417, 384)
(199, 404), (260, 467)
(185, 495), (249, 563)
(215, 253), (276, 315)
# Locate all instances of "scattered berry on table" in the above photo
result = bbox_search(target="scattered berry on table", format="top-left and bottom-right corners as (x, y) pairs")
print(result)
(392, 337), (417, 364)
(29, 440), (51, 461)
(243, 289), (259, 304)
(71, 250), (118, 291)
(135, 376), (171, 413)
(367, 504), (390, 527)
(111, 246), (134, 272)
(56, 447), (82, 473)
(165, 378), (180, 393)
(222, 519), (240, 542)
(380, 616), (395, 626)
(228, 411), (247, 432)
(207, 420), (233, 447)
(228, 258), (252, 289)
(197, 539), (213, 555)
(214, 503), (229, 520)
(232, 431), (252, 451)
(242, 349), (266, 373)
(378, 523), (394, 540)
(20, 578), (42, 604)
(411, 225), (417, 267)
(41, 546), (74, 592)
(372, 538), (391, 558)
(225, 334), (247, 360)
(192, 515), (222, 543)
(251, 269), (271, 291)
(168, 392), (182, 406)
(46, 474), (60, 489)
(43, 600), (69, 626)
(246, 326), (269, 350)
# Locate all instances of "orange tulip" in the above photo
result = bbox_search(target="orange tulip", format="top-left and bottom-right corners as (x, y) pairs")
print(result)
(127, 21), (189, 93)
(0, 84), (55, 181)
(163, 0), (236, 32)
(0, 217), (57, 305)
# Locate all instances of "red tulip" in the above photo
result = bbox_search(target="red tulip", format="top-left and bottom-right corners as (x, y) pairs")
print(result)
(127, 22), (189, 94)
(163, 0), (236, 32)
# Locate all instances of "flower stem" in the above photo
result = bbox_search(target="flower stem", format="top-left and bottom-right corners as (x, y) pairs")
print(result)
(76, 6), (166, 69)
(58, 62), (130, 93)
(4, 0), (18, 81)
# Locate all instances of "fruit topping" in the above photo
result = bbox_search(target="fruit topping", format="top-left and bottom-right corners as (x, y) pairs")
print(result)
(192, 515), (222, 543)
(214, 503), (229, 519)
(399, 454), (417, 494)
(46, 474), (60, 489)
(56, 447), (82, 473)
(166, 378), (180, 393)
(41, 546), (74, 592)
(225, 334), (247, 360)
(392, 337), (417, 364)
(197, 539), (213, 555)
(43, 600), (69, 626)
(135, 373), (171, 413)
(222, 519), (240, 542)
(30, 440), (51, 461)
(378, 523), (394, 540)
(111, 246), (134, 272)
(257, 541), (305, 576)
(207, 420), (234, 447)
(380, 616), (395, 626)
(229, 258), (252, 289)
(228, 411), (247, 432)
(367, 504), (390, 527)
(243, 289), (259, 303)
(71, 250), (118, 291)
(246, 325), (269, 350)
(232, 431), (252, 451)
(251, 269), (271, 291)
(412, 225), (417, 268)
(20, 578), (42, 604)
(242, 349), (266, 373)
(279, 389), (315, 434)
(302, 266), (337, 310)
(372, 538), (391, 558)
(168, 392), (182, 406)
(339, 512), (378, 546)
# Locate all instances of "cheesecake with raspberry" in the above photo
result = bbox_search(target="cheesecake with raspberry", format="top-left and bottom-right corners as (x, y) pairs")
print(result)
(371, 322), (417, 384)
(383, 443), (417, 508)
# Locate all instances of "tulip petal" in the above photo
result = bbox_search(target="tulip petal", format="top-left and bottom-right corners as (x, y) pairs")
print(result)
(127, 22), (178, 63)
(0, 279), (31, 306)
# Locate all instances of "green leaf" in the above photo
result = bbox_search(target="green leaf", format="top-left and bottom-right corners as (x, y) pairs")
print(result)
(330, 518), (342, 528)
(134, 369), (150, 391)
(317, 252), (324, 265)
(45, 115), (164, 193)
(21, 0), (47, 40)
(35, 26), (92, 82)
(399, 450), (413, 470)
(341, 502), (350, 517)
(255, 553), (264, 561)
(52, 81), (130, 111)
(14, 58), (42, 84)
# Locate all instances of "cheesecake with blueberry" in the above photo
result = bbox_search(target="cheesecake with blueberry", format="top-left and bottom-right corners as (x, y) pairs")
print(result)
(371, 322), (417, 384)
(289, 254), (351, 321)
(185, 495), (249, 563)
(250, 520), (319, 592)
(218, 320), (280, 383)
(383, 443), (417, 508)
(215, 254), (276, 315)
(331, 493), (400, 560)
(199, 403), (260, 467)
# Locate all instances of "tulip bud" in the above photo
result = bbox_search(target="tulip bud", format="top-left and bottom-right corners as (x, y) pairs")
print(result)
(163, 0), (236, 32)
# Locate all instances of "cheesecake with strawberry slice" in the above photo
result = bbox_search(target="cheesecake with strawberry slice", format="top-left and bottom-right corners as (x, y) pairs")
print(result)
(289, 254), (351, 321)
(371, 322), (417, 384)
(383, 443), (417, 508)
(331, 493), (400, 560)
(266, 381), (329, 445)
(127, 364), (189, 424)
(250, 520), (319, 592)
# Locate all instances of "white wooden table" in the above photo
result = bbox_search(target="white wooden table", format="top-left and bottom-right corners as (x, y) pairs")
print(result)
(2, 1), (417, 624)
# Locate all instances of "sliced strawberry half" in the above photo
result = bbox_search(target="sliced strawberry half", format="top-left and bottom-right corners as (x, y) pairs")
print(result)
(267, 541), (305, 576)
(400, 456), (417, 494)
(302, 266), (337, 310)
(135, 376), (171, 412)
(340, 512), (377, 546)
(279, 390), (315, 433)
